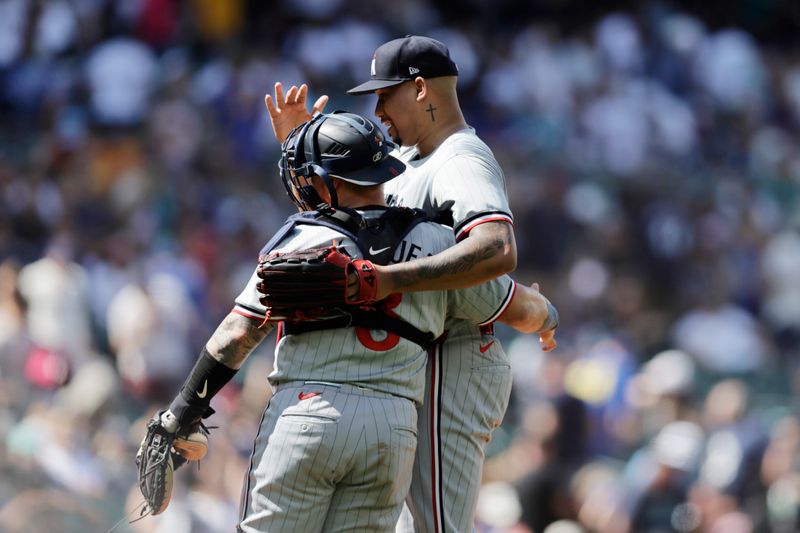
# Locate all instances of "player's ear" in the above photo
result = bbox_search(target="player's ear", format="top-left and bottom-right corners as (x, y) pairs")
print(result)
(414, 77), (427, 102)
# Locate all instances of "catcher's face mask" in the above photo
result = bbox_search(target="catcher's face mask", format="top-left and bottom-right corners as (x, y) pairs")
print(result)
(280, 113), (337, 213)
(278, 111), (405, 213)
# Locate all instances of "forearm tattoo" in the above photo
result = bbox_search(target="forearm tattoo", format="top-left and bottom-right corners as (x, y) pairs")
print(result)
(208, 313), (270, 369)
(392, 230), (508, 290)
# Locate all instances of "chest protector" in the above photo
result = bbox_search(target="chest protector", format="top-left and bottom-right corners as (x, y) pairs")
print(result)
(259, 206), (435, 349)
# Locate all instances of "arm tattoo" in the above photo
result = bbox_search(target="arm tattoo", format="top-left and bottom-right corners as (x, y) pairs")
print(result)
(392, 231), (507, 290)
(207, 313), (271, 369)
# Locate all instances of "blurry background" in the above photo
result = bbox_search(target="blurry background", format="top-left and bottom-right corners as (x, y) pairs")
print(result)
(1, 0), (799, 531)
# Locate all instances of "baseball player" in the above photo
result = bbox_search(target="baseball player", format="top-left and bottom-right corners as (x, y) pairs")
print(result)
(140, 111), (555, 532)
(265, 36), (558, 532)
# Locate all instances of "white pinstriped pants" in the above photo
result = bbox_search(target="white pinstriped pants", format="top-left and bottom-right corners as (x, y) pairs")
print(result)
(399, 334), (513, 533)
(239, 381), (418, 532)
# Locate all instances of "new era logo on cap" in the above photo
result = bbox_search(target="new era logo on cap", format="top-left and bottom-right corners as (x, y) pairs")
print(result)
(347, 35), (459, 95)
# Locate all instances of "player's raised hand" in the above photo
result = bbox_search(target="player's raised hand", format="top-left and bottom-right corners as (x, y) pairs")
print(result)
(265, 82), (329, 143)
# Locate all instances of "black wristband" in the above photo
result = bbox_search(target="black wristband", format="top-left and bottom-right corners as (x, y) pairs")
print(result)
(168, 348), (237, 427)
(536, 301), (559, 333)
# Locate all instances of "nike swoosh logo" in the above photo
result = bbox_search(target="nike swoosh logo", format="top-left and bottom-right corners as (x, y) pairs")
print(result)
(298, 392), (321, 401)
(479, 340), (495, 353)
(197, 380), (208, 399)
(369, 245), (391, 255)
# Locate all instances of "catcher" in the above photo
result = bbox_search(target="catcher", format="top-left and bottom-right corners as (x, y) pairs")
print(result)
(136, 111), (557, 531)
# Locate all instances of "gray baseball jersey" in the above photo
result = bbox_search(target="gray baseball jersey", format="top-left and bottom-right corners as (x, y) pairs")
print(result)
(233, 207), (513, 532)
(385, 128), (516, 533)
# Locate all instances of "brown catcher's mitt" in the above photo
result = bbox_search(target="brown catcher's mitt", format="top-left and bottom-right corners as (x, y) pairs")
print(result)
(256, 244), (378, 321)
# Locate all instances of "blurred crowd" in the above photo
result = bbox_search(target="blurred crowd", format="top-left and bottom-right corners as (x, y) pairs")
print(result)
(0, 0), (799, 531)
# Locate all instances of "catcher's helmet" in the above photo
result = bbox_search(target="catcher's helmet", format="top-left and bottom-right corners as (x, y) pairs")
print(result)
(279, 111), (405, 212)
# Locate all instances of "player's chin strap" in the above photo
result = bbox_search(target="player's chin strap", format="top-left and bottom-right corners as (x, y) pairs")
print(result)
(282, 309), (435, 350)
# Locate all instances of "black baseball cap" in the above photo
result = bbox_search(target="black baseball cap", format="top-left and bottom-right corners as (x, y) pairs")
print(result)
(347, 35), (459, 95)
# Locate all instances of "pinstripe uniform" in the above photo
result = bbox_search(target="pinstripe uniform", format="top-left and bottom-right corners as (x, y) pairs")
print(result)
(384, 129), (516, 533)
(233, 207), (513, 532)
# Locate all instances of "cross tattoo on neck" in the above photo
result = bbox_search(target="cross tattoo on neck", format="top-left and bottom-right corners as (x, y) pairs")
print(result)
(426, 104), (437, 122)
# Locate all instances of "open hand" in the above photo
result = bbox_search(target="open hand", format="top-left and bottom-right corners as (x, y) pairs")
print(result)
(265, 82), (329, 143)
